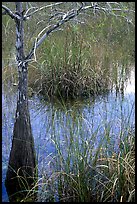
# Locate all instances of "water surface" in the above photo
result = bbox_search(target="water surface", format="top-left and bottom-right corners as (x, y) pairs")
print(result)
(2, 66), (135, 202)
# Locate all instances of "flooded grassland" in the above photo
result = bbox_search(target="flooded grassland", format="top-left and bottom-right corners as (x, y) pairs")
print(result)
(2, 7), (135, 202)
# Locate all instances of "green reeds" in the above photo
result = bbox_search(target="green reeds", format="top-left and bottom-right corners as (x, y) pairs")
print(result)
(36, 25), (111, 99)
(2, 13), (134, 99)
(30, 99), (134, 202)
(31, 13), (134, 99)
(13, 129), (134, 202)
(4, 164), (38, 202)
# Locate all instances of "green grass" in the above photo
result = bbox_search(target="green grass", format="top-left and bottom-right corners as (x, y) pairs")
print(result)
(4, 163), (38, 202)
(33, 20), (134, 99)
(30, 111), (134, 202)
(2, 5), (135, 202)
(26, 13), (134, 99)
(3, 98), (135, 202)
(25, 99), (134, 202)
(2, 13), (135, 100)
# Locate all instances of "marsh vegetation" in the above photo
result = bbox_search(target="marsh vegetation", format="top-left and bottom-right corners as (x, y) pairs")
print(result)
(2, 2), (135, 202)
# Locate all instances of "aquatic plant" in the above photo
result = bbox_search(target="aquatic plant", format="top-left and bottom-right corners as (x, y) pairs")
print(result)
(2, 10), (135, 100)
(37, 130), (134, 202)
(32, 107), (135, 202)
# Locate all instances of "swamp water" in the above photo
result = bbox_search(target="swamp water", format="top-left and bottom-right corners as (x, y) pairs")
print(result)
(2, 66), (135, 202)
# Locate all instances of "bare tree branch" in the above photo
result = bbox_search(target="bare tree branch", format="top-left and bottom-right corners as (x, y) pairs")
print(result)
(25, 2), (84, 61)
(25, 2), (134, 61)
(24, 2), (64, 19)
(3, 2), (134, 62)
(2, 4), (20, 20)
(81, 3), (135, 13)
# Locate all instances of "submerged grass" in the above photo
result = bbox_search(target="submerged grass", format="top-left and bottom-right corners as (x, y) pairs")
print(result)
(3, 95), (135, 202)
(33, 125), (135, 202)
(2, 5), (135, 202)
(20, 99), (134, 203)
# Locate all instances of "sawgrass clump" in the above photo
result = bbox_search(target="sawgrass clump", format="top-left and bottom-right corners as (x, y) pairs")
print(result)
(28, 17), (134, 99)
(34, 118), (135, 202)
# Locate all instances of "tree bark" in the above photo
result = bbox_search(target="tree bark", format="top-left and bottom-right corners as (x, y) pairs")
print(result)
(5, 3), (37, 202)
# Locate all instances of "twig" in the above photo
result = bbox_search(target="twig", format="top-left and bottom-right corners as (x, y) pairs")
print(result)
(24, 2), (64, 19)
(2, 4), (20, 20)
(25, 3), (84, 60)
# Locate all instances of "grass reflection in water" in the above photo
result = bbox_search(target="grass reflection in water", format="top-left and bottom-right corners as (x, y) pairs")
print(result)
(3, 71), (135, 202)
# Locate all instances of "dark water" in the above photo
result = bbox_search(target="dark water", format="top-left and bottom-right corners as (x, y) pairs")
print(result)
(2, 67), (135, 202)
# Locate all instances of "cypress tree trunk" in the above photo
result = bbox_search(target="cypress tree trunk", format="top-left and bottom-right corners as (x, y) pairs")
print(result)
(5, 3), (37, 202)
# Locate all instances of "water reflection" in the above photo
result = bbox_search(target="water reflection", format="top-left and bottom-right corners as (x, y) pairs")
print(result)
(2, 66), (135, 202)
(124, 69), (135, 94)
